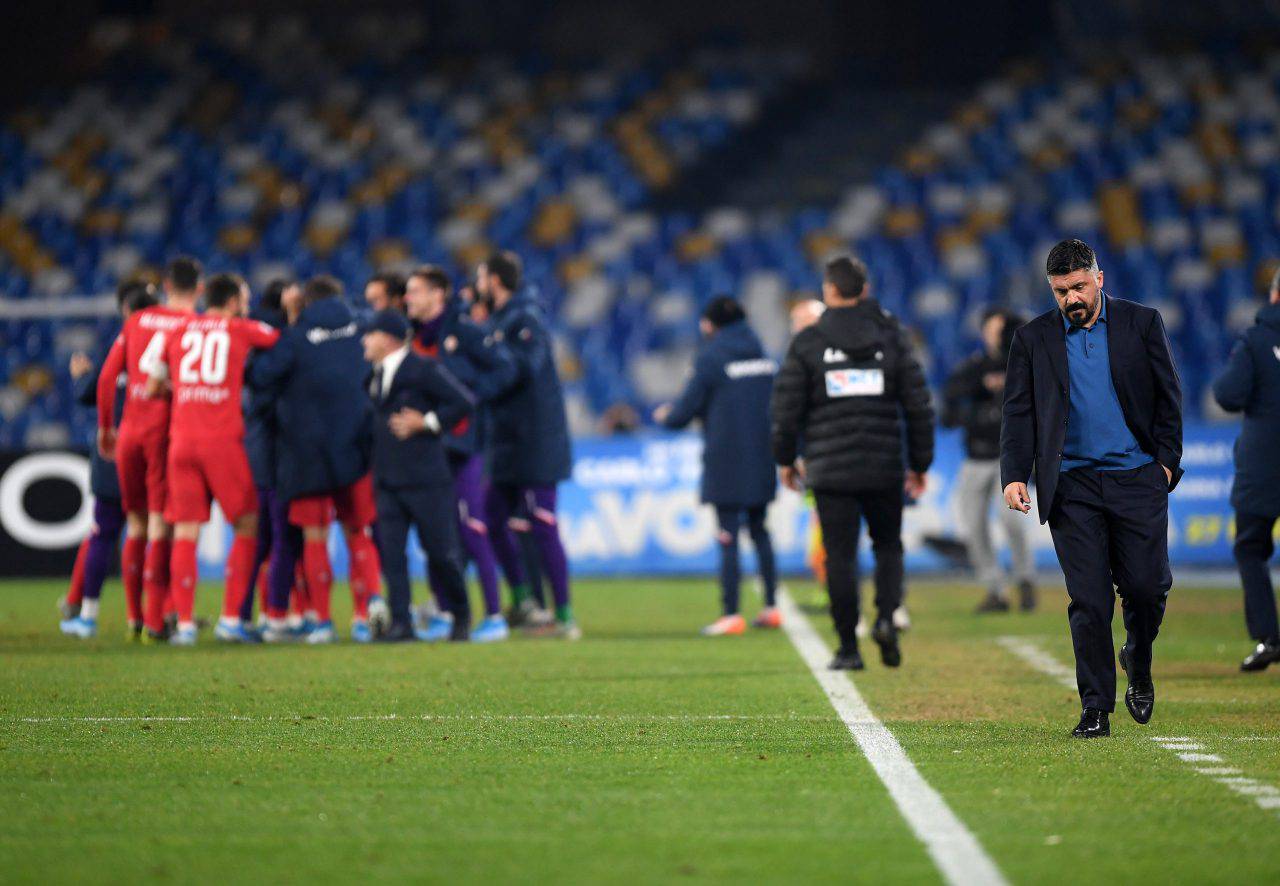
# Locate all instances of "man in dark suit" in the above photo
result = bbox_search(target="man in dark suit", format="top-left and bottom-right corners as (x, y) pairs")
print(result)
(1211, 268), (1280, 672)
(1001, 239), (1183, 738)
(362, 310), (475, 642)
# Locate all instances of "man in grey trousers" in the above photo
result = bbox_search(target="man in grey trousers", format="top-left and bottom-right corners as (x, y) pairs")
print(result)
(943, 307), (1036, 612)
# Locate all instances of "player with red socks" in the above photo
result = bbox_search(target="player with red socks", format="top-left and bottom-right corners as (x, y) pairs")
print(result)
(97, 258), (203, 641)
(148, 272), (279, 645)
(249, 275), (381, 644)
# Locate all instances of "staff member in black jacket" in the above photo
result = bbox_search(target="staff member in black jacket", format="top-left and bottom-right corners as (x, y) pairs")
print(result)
(362, 310), (476, 642)
(943, 307), (1035, 613)
(1001, 239), (1183, 738)
(1212, 269), (1280, 672)
(655, 296), (780, 637)
(772, 255), (934, 670)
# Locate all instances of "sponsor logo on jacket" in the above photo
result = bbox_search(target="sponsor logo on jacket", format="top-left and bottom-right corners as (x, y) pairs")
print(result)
(724, 358), (778, 379)
(825, 368), (885, 397)
(306, 322), (358, 344)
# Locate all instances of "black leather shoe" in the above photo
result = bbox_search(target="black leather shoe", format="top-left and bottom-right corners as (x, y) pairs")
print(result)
(1242, 641), (1280, 672)
(1071, 708), (1110, 738)
(1119, 644), (1155, 724)
(377, 621), (418, 642)
(974, 594), (1010, 614)
(828, 648), (864, 671)
(1018, 580), (1037, 612)
(871, 618), (901, 667)
(450, 621), (471, 642)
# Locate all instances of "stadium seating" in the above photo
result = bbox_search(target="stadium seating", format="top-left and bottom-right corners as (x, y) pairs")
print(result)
(2, 16), (1278, 447)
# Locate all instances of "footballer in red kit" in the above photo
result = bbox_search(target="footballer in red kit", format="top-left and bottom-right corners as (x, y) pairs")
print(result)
(97, 257), (204, 639)
(151, 272), (280, 644)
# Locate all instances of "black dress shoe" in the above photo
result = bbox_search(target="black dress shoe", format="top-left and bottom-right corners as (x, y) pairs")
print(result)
(1017, 580), (1037, 612)
(377, 621), (418, 642)
(449, 622), (471, 642)
(1241, 641), (1280, 672)
(1071, 708), (1110, 738)
(828, 648), (864, 671)
(974, 594), (1010, 614)
(871, 618), (901, 668)
(1119, 644), (1155, 724)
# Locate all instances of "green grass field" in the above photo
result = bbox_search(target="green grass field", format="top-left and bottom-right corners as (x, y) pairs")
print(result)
(1, 575), (1277, 884)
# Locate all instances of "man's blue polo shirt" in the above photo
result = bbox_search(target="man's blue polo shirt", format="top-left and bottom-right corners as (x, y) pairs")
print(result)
(1060, 296), (1152, 472)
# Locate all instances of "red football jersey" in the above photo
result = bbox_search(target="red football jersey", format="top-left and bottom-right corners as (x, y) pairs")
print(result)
(97, 305), (192, 435)
(160, 315), (279, 440)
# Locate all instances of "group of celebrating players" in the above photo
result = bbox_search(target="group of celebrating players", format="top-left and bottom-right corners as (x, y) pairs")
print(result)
(57, 251), (579, 646)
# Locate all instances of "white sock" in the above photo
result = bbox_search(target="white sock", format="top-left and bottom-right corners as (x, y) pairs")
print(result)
(219, 616), (240, 627)
(178, 620), (196, 633)
(268, 617), (287, 631)
(80, 598), (99, 620)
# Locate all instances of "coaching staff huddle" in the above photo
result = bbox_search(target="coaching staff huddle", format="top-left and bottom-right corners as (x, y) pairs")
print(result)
(1001, 239), (1183, 738)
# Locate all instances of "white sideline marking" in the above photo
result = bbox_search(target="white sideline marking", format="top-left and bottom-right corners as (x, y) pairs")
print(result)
(994, 636), (1076, 689)
(996, 639), (1280, 819)
(774, 589), (1007, 886)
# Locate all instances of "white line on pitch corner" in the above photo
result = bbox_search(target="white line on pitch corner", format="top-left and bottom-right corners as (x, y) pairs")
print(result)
(775, 589), (1007, 886)
(995, 636), (1076, 689)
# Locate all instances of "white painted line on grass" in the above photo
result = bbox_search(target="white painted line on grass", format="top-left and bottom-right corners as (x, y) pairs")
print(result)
(8, 712), (831, 725)
(775, 589), (1007, 886)
(994, 636), (1076, 689)
(995, 639), (1280, 819)
(1149, 736), (1280, 817)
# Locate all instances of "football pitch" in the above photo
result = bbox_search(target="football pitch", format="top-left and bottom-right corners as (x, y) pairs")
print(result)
(1, 576), (1277, 884)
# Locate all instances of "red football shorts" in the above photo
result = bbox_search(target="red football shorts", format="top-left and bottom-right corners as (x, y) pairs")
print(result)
(166, 436), (257, 524)
(288, 473), (377, 529)
(115, 426), (168, 515)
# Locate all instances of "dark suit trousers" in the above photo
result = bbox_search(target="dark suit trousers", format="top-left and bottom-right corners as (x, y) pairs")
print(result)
(1233, 510), (1279, 644)
(375, 483), (471, 629)
(1048, 463), (1171, 712)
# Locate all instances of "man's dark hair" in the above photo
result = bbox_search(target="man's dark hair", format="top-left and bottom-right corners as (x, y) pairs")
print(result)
(702, 295), (746, 329)
(823, 255), (868, 300)
(205, 273), (246, 309)
(369, 272), (406, 301)
(411, 264), (452, 294)
(303, 274), (343, 305)
(164, 256), (203, 291)
(485, 250), (522, 293)
(1045, 238), (1099, 277)
(116, 280), (157, 314)
(261, 277), (293, 313)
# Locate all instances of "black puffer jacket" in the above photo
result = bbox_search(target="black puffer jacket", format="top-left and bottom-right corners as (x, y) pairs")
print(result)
(941, 351), (1005, 460)
(770, 298), (934, 492)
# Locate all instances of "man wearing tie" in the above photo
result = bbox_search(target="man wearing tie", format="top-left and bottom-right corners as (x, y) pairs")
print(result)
(363, 310), (476, 642)
(1001, 239), (1183, 738)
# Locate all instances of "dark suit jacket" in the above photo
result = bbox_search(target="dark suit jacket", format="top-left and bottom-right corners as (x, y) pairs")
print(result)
(370, 351), (474, 490)
(1000, 295), (1184, 523)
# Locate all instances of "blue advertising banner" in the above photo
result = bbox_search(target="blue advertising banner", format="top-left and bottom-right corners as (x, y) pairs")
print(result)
(177, 423), (1242, 579)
